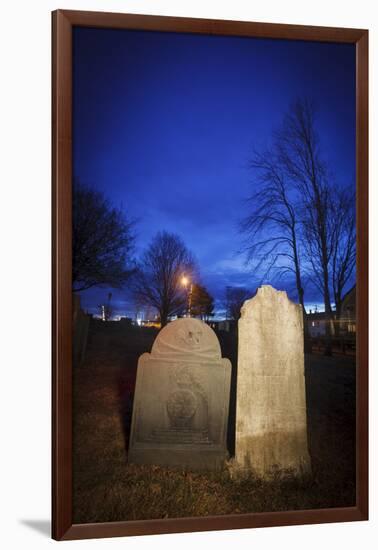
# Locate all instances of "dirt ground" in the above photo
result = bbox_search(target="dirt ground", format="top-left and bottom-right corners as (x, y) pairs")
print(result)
(72, 320), (356, 523)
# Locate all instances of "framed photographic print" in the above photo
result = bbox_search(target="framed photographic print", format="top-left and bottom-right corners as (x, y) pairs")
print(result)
(52, 10), (368, 541)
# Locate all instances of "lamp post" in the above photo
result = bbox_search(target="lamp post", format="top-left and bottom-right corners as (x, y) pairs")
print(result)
(181, 276), (193, 317)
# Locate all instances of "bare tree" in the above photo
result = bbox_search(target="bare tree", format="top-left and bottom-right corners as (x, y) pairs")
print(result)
(190, 284), (215, 321)
(331, 185), (356, 329)
(73, 182), (135, 292)
(279, 101), (332, 302)
(225, 286), (253, 321)
(133, 231), (196, 327)
(240, 99), (356, 353)
(240, 149), (306, 312)
(276, 99), (336, 353)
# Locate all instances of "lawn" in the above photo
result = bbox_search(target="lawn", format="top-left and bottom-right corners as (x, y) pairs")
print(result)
(72, 320), (356, 523)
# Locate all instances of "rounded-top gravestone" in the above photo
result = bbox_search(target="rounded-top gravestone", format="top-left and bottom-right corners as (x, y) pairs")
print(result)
(128, 318), (232, 470)
(151, 317), (222, 361)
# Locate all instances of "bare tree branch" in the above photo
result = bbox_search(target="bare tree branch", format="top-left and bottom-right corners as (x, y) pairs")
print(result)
(133, 231), (196, 326)
(240, 145), (306, 313)
(73, 182), (135, 292)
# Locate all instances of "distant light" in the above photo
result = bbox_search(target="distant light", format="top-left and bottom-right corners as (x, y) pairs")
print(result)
(181, 276), (189, 287)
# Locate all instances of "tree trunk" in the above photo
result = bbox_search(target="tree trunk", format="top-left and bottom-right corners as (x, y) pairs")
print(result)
(160, 309), (168, 328)
(298, 287), (311, 353)
(333, 292), (342, 337)
(292, 236), (309, 352)
(323, 285), (333, 356)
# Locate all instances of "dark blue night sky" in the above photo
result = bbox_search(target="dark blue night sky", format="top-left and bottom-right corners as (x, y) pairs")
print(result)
(73, 27), (355, 319)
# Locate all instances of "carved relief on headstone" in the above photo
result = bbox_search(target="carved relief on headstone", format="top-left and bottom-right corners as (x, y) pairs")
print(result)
(128, 318), (232, 470)
(235, 285), (311, 477)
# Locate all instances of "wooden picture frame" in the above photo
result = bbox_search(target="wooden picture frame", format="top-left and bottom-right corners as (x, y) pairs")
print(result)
(52, 9), (368, 541)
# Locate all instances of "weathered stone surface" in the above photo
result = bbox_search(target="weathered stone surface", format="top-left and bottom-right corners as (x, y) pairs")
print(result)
(128, 318), (231, 470)
(235, 285), (311, 477)
(73, 294), (90, 366)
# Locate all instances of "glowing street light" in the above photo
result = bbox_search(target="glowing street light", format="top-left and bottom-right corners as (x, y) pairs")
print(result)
(181, 275), (193, 317)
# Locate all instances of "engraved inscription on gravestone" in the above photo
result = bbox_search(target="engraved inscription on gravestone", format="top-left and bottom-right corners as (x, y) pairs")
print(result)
(128, 318), (232, 470)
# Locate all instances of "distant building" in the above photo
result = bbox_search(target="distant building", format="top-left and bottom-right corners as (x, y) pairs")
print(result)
(119, 317), (133, 327)
(339, 285), (356, 335)
(306, 285), (356, 338)
(207, 320), (236, 332)
(140, 319), (161, 329)
(134, 306), (161, 328)
(307, 311), (328, 337)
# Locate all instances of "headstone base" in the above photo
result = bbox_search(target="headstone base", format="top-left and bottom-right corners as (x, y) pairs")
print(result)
(230, 430), (311, 479)
(128, 445), (229, 471)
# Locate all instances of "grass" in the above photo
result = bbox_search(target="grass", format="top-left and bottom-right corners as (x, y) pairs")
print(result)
(73, 321), (356, 523)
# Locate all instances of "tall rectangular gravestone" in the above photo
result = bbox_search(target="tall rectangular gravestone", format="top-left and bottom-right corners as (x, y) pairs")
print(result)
(128, 318), (231, 470)
(235, 285), (311, 477)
